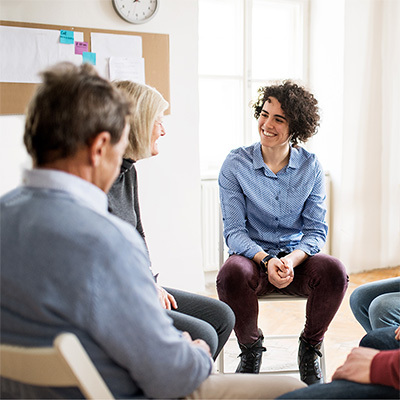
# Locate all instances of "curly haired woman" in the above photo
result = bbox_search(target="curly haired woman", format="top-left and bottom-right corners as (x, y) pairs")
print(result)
(216, 81), (348, 385)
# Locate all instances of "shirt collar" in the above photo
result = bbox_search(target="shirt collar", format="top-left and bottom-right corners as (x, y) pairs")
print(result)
(253, 143), (302, 171)
(22, 168), (108, 214)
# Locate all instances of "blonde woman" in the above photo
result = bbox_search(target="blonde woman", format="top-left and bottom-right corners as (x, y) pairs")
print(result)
(108, 81), (235, 359)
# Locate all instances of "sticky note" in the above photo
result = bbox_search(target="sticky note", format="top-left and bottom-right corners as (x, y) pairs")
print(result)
(60, 30), (74, 44)
(82, 52), (96, 65)
(75, 41), (88, 55)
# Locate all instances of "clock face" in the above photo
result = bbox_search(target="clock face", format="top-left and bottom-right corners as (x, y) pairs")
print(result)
(112, 0), (159, 24)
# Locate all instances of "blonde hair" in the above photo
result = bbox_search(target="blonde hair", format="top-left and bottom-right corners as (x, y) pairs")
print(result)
(113, 80), (169, 160)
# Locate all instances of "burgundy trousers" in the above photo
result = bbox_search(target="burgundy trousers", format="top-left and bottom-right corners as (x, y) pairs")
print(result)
(216, 253), (348, 345)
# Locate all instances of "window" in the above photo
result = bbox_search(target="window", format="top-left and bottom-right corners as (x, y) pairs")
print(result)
(199, 0), (309, 177)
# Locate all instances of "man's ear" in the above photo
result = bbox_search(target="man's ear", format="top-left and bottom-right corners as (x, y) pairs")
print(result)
(89, 132), (111, 167)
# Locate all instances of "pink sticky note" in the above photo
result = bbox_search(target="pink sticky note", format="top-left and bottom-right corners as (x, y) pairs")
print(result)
(75, 41), (88, 55)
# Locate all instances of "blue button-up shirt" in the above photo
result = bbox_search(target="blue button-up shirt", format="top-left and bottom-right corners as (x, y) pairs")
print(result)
(219, 143), (328, 259)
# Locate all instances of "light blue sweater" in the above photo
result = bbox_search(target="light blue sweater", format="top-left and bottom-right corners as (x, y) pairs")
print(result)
(0, 169), (212, 399)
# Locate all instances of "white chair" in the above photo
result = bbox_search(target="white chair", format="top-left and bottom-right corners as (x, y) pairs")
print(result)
(0, 332), (114, 400)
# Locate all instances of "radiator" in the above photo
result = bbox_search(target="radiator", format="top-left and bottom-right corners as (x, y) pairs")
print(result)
(201, 173), (331, 272)
(200, 179), (224, 272)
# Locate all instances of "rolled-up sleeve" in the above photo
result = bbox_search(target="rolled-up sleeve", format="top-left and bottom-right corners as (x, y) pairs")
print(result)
(219, 155), (263, 259)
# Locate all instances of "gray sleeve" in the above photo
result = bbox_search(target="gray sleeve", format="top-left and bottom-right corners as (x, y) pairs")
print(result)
(88, 231), (212, 399)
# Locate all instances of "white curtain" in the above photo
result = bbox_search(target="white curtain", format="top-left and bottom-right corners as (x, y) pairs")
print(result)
(333, 0), (400, 273)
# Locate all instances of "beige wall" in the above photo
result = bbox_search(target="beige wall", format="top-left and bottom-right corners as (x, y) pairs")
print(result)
(0, 0), (206, 291)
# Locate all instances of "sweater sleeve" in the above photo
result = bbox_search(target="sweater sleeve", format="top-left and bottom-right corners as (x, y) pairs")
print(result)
(370, 349), (400, 390)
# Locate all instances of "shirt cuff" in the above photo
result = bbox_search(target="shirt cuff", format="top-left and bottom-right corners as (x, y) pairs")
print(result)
(242, 244), (265, 260)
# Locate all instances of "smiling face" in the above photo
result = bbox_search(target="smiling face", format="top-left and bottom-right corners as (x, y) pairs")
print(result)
(258, 97), (290, 150)
(150, 114), (166, 156)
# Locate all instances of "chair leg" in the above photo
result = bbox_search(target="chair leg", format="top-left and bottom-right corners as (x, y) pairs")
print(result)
(321, 341), (327, 380)
(217, 348), (225, 373)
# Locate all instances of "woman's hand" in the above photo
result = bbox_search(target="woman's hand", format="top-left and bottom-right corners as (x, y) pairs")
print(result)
(182, 331), (212, 358)
(332, 347), (379, 384)
(277, 256), (294, 279)
(267, 258), (294, 289)
(156, 284), (178, 310)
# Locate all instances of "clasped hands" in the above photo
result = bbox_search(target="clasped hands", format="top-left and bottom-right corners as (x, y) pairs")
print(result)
(267, 256), (294, 289)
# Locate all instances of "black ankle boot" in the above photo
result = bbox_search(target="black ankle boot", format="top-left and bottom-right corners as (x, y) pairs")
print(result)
(298, 335), (324, 385)
(236, 331), (266, 374)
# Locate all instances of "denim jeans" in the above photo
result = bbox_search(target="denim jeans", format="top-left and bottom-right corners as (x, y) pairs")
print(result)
(350, 277), (400, 332)
(360, 326), (400, 350)
(277, 379), (399, 399)
(216, 253), (348, 345)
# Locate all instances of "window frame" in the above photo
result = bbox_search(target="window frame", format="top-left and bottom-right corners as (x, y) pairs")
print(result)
(199, 0), (310, 178)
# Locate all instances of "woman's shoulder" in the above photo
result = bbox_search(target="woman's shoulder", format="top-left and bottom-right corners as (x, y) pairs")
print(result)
(292, 145), (320, 164)
(290, 146), (323, 175)
(226, 143), (258, 161)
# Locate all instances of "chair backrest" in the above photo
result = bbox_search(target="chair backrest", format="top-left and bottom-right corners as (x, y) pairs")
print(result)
(0, 332), (114, 400)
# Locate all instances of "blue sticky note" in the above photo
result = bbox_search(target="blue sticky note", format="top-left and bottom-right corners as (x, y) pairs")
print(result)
(82, 52), (96, 65)
(60, 30), (74, 44)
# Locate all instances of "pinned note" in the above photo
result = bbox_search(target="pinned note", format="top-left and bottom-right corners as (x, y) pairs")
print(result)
(75, 41), (88, 55)
(60, 30), (74, 44)
(82, 52), (96, 65)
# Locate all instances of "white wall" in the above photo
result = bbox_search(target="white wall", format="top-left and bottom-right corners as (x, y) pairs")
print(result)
(308, 0), (345, 258)
(0, 0), (205, 291)
(2, 0), (399, 280)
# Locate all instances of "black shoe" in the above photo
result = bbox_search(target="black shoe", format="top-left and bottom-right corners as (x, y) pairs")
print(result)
(236, 330), (266, 374)
(298, 335), (324, 385)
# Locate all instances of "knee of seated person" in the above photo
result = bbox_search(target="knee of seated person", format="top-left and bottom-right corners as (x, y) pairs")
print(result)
(217, 300), (236, 325)
(359, 327), (395, 349)
(369, 295), (398, 329)
(349, 287), (363, 313)
(217, 258), (253, 287)
(319, 255), (348, 288)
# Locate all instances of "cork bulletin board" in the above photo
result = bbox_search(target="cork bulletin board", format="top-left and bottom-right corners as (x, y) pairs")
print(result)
(0, 20), (170, 115)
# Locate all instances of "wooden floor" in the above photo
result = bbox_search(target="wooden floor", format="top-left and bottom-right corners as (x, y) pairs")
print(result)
(208, 265), (400, 380)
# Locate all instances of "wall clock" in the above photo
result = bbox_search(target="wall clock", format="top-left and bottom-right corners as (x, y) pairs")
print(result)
(112, 0), (159, 24)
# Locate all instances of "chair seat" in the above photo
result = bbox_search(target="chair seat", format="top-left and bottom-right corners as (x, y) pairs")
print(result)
(258, 293), (307, 301)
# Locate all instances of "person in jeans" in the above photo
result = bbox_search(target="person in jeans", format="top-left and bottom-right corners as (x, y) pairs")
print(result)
(1, 62), (306, 400)
(217, 81), (348, 385)
(350, 277), (400, 332)
(108, 80), (235, 360)
(277, 326), (400, 399)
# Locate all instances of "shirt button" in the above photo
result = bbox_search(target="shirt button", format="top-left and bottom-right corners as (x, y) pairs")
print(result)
(275, 196), (279, 200)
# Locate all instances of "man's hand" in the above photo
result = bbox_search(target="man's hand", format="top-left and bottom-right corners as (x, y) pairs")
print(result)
(332, 347), (380, 384)
(156, 284), (178, 310)
(395, 326), (400, 341)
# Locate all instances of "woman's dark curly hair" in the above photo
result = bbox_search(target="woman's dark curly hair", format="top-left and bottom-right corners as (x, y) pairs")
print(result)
(252, 80), (320, 145)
